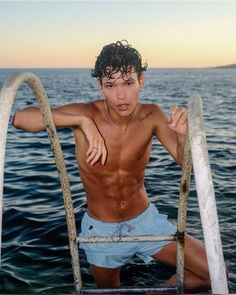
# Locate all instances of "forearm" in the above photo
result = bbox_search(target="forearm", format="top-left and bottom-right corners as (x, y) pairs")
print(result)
(13, 107), (85, 132)
(13, 107), (44, 132)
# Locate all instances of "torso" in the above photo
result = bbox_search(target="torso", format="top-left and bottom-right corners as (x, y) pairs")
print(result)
(73, 100), (159, 222)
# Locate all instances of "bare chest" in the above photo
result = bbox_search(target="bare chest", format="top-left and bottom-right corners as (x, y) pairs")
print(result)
(101, 123), (153, 168)
(73, 114), (155, 173)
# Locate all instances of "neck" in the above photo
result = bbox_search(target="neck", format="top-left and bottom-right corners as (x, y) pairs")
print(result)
(103, 100), (137, 130)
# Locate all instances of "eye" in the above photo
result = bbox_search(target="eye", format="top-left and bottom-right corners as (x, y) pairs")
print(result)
(125, 81), (135, 86)
(104, 84), (113, 89)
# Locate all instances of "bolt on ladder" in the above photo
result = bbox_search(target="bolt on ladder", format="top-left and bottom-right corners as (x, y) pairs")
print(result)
(0, 72), (228, 294)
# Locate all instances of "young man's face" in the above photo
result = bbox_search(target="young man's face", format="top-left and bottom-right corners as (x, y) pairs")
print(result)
(97, 69), (144, 119)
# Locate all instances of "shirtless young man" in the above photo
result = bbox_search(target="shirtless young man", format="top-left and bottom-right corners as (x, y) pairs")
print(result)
(13, 41), (210, 291)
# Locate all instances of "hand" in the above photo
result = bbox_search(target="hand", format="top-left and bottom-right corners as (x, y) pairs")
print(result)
(80, 116), (107, 166)
(166, 104), (187, 136)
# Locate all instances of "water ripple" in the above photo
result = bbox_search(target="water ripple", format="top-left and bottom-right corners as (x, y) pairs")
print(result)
(1, 68), (235, 293)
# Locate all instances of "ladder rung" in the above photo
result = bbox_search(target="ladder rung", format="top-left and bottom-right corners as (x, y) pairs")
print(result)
(77, 234), (176, 244)
(81, 285), (177, 294)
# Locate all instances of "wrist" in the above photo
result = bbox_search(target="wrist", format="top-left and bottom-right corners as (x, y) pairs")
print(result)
(79, 114), (93, 128)
(176, 133), (185, 144)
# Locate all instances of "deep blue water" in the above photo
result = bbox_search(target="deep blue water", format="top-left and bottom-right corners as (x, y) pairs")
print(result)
(0, 68), (235, 294)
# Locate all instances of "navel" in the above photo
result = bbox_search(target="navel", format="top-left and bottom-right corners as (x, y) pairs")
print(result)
(118, 200), (127, 221)
(120, 200), (126, 209)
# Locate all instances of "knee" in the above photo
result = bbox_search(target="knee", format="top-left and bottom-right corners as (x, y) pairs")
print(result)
(205, 274), (211, 288)
(90, 264), (121, 288)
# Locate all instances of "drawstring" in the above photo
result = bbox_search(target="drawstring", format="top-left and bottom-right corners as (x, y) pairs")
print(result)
(111, 223), (134, 241)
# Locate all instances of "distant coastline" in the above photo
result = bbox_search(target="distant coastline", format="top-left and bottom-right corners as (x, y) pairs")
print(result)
(214, 63), (236, 69)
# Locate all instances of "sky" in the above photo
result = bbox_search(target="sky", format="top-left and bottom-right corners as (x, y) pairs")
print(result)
(0, 1), (236, 68)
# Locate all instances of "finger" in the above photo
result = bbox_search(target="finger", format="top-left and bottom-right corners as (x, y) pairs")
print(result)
(87, 139), (104, 165)
(87, 144), (100, 161)
(179, 110), (187, 125)
(89, 148), (102, 166)
(89, 156), (100, 166)
(171, 104), (177, 116)
(86, 139), (100, 157)
(167, 104), (177, 126)
(87, 151), (100, 165)
(171, 107), (185, 127)
(86, 150), (97, 164)
(86, 145), (95, 157)
(101, 146), (108, 165)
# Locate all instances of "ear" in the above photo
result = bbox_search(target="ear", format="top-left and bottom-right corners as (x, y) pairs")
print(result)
(96, 79), (103, 93)
(139, 72), (145, 89)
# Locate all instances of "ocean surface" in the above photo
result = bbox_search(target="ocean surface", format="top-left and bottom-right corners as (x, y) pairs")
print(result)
(0, 68), (235, 294)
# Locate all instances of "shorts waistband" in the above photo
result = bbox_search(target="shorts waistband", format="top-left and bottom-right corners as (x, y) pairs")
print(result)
(83, 203), (157, 228)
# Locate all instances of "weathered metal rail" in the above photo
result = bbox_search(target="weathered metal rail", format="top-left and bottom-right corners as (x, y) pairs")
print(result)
(188, 97), (229, 294)
(0, 72), (81, 293)
(77, 234), (175, 243)
(80, 285), (177, 294)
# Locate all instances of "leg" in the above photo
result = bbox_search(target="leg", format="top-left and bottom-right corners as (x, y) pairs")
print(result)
(152, 234), (211, 291)
(90, 264), (121, 288)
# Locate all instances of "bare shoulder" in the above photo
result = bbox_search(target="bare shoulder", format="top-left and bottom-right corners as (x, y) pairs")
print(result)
(138, 103), (166, 124)
(53, 100), (103, 116)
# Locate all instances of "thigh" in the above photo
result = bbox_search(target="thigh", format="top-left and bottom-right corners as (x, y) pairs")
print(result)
(152, 234), (209, 279)
(90, 264), (121, 288)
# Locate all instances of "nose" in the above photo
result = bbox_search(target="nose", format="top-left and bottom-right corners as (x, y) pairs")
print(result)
(116, 85), (126, 100)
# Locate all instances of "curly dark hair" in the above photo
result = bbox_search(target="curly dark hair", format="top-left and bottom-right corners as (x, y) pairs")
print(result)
(91, 40), (147, 81)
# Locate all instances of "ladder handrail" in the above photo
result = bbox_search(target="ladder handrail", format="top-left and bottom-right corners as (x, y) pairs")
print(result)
(77, 234), (175, 243)
(0, 72), (82, 292)
(188, 97), (229, 294)
(176, 129), (192, 293)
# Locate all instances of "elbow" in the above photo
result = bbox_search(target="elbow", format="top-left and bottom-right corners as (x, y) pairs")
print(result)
(12, 110), (41, 132)
(12, 110), (23, 129)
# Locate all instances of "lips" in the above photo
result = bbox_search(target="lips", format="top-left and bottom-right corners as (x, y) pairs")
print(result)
(117, 104), (129, 111)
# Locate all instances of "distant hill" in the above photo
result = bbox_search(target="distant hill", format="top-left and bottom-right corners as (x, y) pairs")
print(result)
(214, 63), (236, 69)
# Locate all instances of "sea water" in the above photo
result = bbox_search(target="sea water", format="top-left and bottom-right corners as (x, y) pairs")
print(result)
(0, 68), (235, 294)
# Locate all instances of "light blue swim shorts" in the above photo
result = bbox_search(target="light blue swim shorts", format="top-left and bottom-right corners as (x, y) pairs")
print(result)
(79, 203), (176, 268)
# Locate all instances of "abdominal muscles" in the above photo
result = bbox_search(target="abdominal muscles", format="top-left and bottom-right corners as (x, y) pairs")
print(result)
(81, 167), (149, 222)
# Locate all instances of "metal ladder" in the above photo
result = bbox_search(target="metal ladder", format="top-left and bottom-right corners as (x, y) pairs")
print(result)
(0, 72), (228, 294)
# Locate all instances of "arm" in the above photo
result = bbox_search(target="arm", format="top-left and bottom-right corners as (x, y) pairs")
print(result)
(13, 103), (86, 132)
(13, 104), (107, 165)
(153, 104), (187, 166)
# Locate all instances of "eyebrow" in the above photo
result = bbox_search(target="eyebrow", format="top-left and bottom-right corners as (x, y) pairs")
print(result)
(103, 81), (114, 84)
(103, 81), (114, 86)
(103, 77), (136, 85)
(125, 77), (136, 82)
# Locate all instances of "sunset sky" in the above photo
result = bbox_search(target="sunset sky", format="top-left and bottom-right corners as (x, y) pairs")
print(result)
(0, 1), (236, 68)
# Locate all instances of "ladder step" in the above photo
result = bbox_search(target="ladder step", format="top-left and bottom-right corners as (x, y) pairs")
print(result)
(77, 234), (176, 244)
(81, 285), (177, 294)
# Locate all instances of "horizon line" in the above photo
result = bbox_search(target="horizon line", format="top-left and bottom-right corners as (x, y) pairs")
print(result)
(1, 65), (232, 70)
